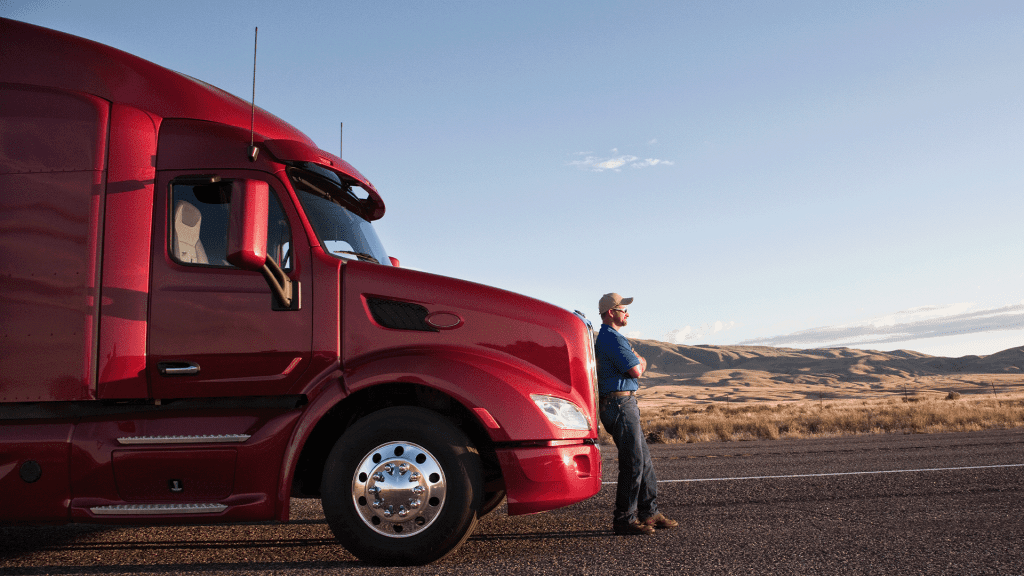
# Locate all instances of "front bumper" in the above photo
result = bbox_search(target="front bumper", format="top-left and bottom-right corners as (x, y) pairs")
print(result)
(496, 442), (602, 515)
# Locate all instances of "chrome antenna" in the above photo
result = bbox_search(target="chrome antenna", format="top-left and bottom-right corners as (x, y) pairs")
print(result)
(248, 27), (259, 162)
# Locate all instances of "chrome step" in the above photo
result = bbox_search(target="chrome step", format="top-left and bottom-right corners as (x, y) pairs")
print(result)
(117, 434), (251, 445)
(90, 503), (228, 515)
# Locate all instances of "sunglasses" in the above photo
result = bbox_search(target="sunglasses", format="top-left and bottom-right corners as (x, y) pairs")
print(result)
(610, 308), (628, 314)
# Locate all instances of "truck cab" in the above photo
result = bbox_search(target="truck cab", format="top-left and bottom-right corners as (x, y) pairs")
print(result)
(0, 18), (601, 565)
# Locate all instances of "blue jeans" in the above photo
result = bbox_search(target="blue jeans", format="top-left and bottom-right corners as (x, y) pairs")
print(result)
(600, 395), (658, 524)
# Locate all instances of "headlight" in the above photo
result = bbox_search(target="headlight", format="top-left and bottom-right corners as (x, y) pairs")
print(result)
(531, 394), (590, 431)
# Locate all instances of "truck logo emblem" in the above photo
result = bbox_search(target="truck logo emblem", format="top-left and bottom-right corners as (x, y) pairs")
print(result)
(425, 312), (463, 330)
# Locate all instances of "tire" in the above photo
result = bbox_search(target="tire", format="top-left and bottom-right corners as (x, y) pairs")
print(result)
(321, 406), (482, 565)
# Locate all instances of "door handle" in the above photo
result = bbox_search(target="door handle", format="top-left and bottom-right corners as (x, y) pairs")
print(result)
(158, 361), (200, 376)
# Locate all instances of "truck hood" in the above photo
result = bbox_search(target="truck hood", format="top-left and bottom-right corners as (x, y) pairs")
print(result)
(342, 261), (591, 393)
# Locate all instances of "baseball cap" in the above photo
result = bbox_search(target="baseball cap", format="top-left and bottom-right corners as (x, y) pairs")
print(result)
(599, 293), (634, 315)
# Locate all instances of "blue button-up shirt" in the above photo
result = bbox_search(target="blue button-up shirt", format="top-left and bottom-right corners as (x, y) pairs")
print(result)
(595, 324), (640, 396)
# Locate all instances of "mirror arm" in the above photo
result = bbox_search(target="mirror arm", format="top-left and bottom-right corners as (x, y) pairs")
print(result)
(260, 257), (294, 309)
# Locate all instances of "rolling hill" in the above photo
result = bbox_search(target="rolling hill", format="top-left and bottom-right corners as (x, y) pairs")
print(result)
(624, 339), (1024, 406)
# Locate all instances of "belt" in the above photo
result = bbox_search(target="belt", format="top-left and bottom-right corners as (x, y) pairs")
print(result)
(600, 390), (635, 401)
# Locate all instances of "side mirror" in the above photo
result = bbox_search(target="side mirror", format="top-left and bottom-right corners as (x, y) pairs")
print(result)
(389, 256), (401, 267)
(226, 179), (297, 310)
(226, 180), (269, 271)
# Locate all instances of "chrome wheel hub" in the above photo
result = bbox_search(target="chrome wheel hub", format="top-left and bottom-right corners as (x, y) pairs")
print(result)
(352, 441), (446, 538)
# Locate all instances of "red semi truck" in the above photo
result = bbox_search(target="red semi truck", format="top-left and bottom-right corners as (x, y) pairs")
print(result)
(0, 18), (601, 565)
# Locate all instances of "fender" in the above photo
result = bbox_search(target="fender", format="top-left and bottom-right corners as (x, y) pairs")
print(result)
(343, 346), (593, 443)
(274, 345), (594, 520)
(274, 360), (344, 521)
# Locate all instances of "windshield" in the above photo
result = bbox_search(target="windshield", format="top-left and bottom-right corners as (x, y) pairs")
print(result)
(288, 164), (391, 265)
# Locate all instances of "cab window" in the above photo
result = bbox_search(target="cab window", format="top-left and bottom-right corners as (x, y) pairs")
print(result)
(170, 179), (292, 270)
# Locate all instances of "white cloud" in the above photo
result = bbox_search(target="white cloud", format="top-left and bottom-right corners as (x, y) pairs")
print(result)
(662, 327), (697, 343)
(625, 330), (642, 339)
(597, 156), (636, 170)
(661, 320), (736, 344)
(569, 154), (632, 171)
(632, 158), (675, 168)
(568, 149), (674, 172)
(630, 157), (663, 167)
(738, 302), (1024, 351)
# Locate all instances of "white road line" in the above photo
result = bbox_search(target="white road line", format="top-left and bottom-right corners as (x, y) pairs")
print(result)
(601, 463), (1024, 485)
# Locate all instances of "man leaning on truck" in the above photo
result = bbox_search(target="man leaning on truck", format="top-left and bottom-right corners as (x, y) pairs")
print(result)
(595, 293), (678, 536)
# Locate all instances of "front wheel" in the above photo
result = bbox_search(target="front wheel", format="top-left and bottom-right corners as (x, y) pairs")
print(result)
(321, 407), (482, 565)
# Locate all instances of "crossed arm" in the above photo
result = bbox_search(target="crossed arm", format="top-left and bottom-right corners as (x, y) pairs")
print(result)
(628, 349), (647, 379)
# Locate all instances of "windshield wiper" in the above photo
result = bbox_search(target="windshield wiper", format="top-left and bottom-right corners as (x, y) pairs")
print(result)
(333, 250), (380, 264)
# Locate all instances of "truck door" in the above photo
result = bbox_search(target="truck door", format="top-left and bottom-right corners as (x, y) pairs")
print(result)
(147, 171), (312, 399)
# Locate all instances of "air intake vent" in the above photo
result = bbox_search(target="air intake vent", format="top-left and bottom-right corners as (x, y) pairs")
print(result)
(366, 297), (439, 332)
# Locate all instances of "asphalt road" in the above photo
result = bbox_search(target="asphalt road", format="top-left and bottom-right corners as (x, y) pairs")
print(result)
(2, 429), (1023, 575)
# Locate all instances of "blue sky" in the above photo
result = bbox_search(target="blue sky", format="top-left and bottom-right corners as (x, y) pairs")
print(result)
(5, 0), (1023, 357)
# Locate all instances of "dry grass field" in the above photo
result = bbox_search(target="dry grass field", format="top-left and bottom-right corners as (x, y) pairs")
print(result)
(633, 393), (1024, 444)
(601, 338), (1024, 444)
